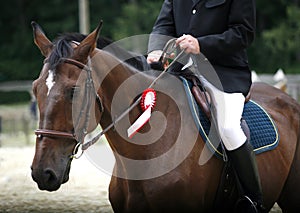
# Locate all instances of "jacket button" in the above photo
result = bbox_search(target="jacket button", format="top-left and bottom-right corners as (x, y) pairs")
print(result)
(192, 9), (196, 14)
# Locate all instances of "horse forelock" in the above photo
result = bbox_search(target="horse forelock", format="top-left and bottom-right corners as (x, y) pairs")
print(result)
(47, 33), (113, 71)
(48, 38), (74, 70)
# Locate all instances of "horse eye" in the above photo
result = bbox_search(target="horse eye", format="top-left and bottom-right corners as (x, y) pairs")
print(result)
(68, 86), (80, 100)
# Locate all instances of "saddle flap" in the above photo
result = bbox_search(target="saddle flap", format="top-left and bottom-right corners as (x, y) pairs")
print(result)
(192, 85), (211, 118)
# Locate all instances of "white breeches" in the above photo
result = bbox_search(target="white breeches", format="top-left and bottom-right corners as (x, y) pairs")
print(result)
(200, 76), (247, 151)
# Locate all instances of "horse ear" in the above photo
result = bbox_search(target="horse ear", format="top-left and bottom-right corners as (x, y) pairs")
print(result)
(73, 20), (103, 62)
(31, 21), (53, 57)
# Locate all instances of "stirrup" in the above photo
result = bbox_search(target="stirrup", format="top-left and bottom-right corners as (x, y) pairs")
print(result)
(234, 195), (258, 213)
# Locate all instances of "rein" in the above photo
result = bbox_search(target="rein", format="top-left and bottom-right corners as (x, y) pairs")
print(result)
(81, 39), (184, 151)
(35, 39), (183, 159)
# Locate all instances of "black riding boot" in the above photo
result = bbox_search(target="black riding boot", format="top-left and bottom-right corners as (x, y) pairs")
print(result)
(228, 141), (266, 213)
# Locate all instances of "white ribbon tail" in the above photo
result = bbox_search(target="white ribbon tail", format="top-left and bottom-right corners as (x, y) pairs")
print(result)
(127, 107), (152, 138)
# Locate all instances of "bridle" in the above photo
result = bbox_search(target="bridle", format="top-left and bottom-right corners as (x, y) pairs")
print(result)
(35, 57), (104, 159)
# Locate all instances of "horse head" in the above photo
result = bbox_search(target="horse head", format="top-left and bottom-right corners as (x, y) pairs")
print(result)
(31, 21), (103, 191)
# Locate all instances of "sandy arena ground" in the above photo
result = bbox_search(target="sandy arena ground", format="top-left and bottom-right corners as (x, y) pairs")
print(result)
(0, 146), (282, 213)
(0, 146), (113, 213)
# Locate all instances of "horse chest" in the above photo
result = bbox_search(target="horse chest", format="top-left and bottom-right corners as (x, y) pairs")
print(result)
(121, 177), (204, 212)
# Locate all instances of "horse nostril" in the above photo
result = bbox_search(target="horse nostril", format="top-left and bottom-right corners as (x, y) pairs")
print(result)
(44, 168), (58, 184)
(31, 168), (62, 191)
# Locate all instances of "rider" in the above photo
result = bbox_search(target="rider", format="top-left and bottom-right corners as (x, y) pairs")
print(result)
(147, 0), (265, 212)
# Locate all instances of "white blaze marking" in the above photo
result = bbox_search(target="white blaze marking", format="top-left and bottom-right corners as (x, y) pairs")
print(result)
(46, 70), (55, 96)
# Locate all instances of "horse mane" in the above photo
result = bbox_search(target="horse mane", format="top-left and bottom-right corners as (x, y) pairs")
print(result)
(56, 32), (113, 49)
(47, 33), (113, 70)
(48, 32), (148, 71)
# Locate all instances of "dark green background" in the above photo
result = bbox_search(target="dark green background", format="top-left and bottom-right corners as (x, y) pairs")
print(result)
(0, 0), (299, 83)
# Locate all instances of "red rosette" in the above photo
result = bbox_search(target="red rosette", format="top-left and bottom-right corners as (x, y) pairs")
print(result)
(140, 88), (156, 111)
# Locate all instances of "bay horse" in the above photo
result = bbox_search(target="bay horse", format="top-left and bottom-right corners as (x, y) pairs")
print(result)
(31, 21), (300, 212)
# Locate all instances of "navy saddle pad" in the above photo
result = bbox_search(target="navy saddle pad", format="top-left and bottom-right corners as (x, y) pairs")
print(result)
(181, 77), (279, 158)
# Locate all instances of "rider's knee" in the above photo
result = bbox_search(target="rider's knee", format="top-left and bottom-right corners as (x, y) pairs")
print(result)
(219, 125), (247, 151)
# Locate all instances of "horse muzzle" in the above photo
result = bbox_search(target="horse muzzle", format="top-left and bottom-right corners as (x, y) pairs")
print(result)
(31, 167), (60, 191)
(31, 159), (71, 191)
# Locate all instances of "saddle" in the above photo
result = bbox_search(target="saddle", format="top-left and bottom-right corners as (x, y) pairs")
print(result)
(152, 51), (279, 156)
(191, 76), (251, 119)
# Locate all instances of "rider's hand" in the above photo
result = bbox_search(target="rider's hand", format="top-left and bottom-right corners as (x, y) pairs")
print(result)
(176, 34), (200, 54)
(147, 50), (163, 64)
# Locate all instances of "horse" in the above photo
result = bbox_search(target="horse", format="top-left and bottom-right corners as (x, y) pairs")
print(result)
(31, 21), (300, 213)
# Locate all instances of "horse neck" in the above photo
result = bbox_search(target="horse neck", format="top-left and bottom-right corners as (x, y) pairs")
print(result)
(91, 48), (151, 110)
(91, 50), (204, 164)
(91, 49), (155, 146)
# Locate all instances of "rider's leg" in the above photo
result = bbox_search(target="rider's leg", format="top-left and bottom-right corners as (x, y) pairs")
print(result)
(200, 77), (265, 212)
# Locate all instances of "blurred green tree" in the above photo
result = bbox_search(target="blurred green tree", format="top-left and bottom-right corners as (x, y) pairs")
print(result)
(0, 0), (78, 82)
(0, 0), (299, 85)
(263, 6), (300, 71)
(249, 3), (300, 73)
(112, 0), (161, 40)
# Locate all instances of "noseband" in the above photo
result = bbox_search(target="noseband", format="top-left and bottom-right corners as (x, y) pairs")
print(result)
(35, 57), (104, 159)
